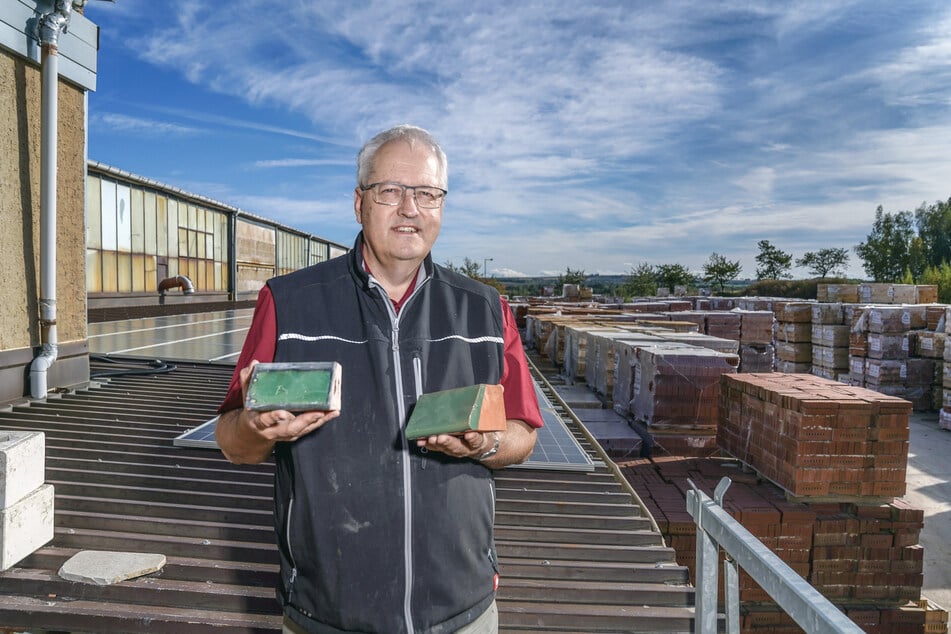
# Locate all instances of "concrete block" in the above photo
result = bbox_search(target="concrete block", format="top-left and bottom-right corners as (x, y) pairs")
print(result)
(0, 431), (45, 508)
(1, 483), (54, 571)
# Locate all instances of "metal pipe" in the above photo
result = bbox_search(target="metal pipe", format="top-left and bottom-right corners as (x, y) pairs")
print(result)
(158, 275), (196, 295)
(30, 0), (80, 399)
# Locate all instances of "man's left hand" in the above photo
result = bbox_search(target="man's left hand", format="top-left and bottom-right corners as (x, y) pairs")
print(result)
(415, 430), (488, 459)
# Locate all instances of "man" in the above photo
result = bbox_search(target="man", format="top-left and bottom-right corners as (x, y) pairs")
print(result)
(216, 124), (544, 634)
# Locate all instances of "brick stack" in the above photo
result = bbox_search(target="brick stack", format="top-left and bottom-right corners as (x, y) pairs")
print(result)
(611, 338), (684, 413)
(706, 311), (742, 340)
(816, 283), (938, 305)
(852, 305), (934, 411)
(738, 310), (775, 372)
(812, 303), (851, 381)
(629, 346), (739, 434)
(943, 306), (951, 430)
(810, 499), (925, 604)
(817, 283), (861, 303)
(618, 456), (948, 634)
(718, 372), (911, 499)
(774, 301), (814, 374)
(587, 330), (659, 400)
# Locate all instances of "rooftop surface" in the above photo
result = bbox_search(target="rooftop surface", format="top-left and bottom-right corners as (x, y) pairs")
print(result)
(0, 311), (696, 632)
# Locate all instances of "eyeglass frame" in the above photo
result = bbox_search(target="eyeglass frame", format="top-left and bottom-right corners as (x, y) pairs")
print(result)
(359, 181), (448, 209)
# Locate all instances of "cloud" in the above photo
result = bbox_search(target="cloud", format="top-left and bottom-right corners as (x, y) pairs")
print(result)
(84, 1), (951, 280)
(93, 113), (202, 137)
(253, 158), (352, 169)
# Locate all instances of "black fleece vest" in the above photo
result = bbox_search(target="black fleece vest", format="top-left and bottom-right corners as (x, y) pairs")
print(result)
(268, 236), (504, 634)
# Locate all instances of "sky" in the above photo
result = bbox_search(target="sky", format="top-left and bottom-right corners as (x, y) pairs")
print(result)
(83, 1), (951, 279)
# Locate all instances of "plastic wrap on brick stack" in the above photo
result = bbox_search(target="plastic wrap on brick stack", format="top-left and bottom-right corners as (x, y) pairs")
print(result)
(586, 329), (659, 400)
(817, 283), (861, 303)
(854, 305), (933, 411)
(563, 323), (621, 384)
(942, 307), (951, 430)
(774, 301), (815, 374)
(611, 337), (686, 414)
(628, 345), (739, 451)
(736, 309), (775, 372)
(718, 372), (911, 500)
(860, 283), (938, 305)
(811, 302), (851, 381)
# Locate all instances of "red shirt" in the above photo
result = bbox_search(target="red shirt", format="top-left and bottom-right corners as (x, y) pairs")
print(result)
(219, 285), (544, 429)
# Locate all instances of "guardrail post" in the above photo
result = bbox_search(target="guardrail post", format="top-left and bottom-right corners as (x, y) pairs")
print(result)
(689, 478), (721, 634)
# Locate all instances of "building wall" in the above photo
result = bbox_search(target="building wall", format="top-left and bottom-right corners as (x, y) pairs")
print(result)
(0, 48), (89, 402)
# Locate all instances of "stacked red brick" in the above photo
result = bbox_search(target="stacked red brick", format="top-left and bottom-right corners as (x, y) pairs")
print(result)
(810, 498), (925, 604)
(620, 456), (945, 634)
(718, 372), (910, 499)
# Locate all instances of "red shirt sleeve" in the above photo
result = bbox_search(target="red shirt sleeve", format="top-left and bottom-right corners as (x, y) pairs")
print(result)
(218, 286), (278, 413)
(500, 297), (544, 429)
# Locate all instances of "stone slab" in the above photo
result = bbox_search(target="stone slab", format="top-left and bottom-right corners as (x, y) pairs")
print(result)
(0, 431), (45, 508)
(59, 550), (167, 585)
(1, 483), (54, 571)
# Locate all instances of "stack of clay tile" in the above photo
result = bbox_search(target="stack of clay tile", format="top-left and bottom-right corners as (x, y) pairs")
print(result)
(774, 301), (814, 374)
(718, 372), (911, 500)
(619, 456), (946, 634)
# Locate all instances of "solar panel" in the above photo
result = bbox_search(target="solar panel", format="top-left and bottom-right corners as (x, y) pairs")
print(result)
(514, 384), (595, 471)
(174, 386), (594, 472)
(173, 416), (220, 448)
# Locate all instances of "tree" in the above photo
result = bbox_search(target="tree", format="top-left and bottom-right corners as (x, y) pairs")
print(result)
(444, 257), (482, 278)
(702, 252), (742, 293)
(854, 206), (915, 282)
(914, 197), (951, 269)
(920, 262), (951, 304)
(655, 263), (695, 293)
(795, 247), (850, 278)
(619, 263), (657, 298)
(443, 257), (507, 294)
(754, 240), (793, 280)
(556, 267), (587, 287)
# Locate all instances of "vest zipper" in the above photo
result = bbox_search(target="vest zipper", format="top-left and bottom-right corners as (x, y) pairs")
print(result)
(372, 272), (428, 634)
(285, 496), (299, 605)
(376, 285), (416, 634)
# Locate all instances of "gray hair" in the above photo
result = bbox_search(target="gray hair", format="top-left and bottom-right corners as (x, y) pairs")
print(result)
(356, 125), (448, 189)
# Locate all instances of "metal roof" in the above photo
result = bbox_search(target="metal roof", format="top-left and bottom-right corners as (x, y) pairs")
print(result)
(0, 358), (695, 632)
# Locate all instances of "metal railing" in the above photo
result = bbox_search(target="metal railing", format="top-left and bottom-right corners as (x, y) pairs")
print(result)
(686, 477), (864, 634)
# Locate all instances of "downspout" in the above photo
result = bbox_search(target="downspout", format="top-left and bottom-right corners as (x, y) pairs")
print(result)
(30, 0), (81, 399)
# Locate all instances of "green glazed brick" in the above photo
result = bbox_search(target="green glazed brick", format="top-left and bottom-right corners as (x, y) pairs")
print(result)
(405, 384), (506, 439)
(245, 362), (342, 412)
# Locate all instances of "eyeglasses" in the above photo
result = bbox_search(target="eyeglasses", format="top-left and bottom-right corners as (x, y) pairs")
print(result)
(360, 182), (447, 209)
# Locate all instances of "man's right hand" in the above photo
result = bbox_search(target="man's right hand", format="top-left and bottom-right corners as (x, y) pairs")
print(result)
(215, 361), (340, 464)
